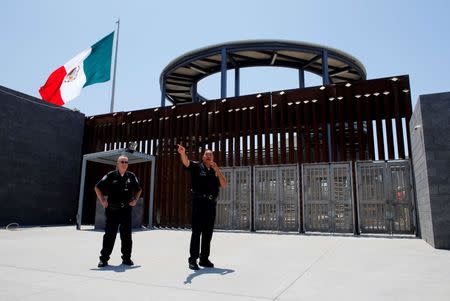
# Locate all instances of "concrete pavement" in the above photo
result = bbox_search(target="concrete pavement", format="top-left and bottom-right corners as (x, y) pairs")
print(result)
(0, 226), (449, 300)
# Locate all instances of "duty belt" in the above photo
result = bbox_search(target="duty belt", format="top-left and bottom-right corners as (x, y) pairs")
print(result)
(192, 192), (215, 200)
(108, 202), (127, 210)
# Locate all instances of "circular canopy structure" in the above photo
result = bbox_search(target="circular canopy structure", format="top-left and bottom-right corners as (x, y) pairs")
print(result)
(160, 40), (366, 106)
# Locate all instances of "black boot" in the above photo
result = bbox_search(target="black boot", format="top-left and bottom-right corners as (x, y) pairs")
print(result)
(98, 260), (108, 268)
(199, 258), (214, 268)
(188, 259), (199, 270)
(122, 258), (134, 266)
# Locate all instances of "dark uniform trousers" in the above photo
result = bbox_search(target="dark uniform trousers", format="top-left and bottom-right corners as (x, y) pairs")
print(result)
(189, 195), (217, 262)
(100, 206), (132, 262)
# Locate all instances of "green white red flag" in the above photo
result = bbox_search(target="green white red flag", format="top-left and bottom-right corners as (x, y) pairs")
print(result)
(39, 32), (114, 106)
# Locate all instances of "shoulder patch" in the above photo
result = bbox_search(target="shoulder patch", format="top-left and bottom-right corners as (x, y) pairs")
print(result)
(127, 171), (139, 182)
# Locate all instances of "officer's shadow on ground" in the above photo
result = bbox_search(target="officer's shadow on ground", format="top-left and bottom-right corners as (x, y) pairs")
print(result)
(90, 264), (141, 273)
(184, 267), (235, 284)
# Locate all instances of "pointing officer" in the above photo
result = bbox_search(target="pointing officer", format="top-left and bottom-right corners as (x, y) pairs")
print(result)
(95, 155), (142, 267)
(177, 144), (227, 270)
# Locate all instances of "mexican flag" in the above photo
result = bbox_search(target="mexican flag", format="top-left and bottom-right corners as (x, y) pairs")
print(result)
(39, 32), (114, 106)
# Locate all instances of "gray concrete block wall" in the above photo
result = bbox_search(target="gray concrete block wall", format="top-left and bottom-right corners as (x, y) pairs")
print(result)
(410, 92), (450, 249)
(0, 86), (85, 226)
(410, 100), (434, 245)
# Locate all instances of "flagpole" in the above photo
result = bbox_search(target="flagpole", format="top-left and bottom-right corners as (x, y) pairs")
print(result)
(110, 19), (120, 113)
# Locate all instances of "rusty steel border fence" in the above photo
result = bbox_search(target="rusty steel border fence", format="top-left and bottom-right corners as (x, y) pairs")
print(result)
(82, 75), (412, 228)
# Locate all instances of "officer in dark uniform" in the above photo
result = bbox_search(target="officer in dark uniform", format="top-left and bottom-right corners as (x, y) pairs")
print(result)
(177, 144), (227, 270)
(95, 155), (142, 268)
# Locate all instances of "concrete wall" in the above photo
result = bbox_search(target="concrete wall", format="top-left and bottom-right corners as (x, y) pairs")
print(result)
(410, 92), (450, 249)
(0, 86), (85, 226)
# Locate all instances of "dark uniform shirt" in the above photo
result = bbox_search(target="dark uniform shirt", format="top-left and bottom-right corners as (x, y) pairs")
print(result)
(187, 160), (220, 198)
(96, 170), (141, 205)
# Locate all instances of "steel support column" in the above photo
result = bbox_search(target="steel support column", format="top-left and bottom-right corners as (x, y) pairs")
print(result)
(160, 77), (166, 107)
(221, 47), (227, 99)
(235, 67), (240, 97)
(322, 50), (330, 85)
(299, 68), (305, 88)
(192, 82), (198, 103)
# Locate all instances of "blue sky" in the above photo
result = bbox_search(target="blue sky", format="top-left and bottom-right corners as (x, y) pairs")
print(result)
(1, 0), (449, 116)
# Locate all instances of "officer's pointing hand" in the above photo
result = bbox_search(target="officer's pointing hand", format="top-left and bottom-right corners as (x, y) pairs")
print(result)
(177, 144), (185, 155)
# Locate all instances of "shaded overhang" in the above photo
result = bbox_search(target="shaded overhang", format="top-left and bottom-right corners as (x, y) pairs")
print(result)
(160, 40), (366, 105)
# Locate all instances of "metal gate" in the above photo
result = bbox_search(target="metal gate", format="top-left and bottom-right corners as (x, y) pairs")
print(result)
(215, 167), (251, 230)
(302, 162), (354, 233)
(254, 165), (299, 231)
(356, 160), (415, 234)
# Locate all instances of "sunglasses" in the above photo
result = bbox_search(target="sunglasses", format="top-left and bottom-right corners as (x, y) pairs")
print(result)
(119, 161), (129, 164)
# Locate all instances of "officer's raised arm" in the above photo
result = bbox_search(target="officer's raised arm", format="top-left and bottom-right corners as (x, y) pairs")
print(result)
(177, 144), (190, 167)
